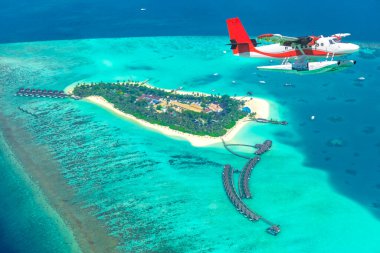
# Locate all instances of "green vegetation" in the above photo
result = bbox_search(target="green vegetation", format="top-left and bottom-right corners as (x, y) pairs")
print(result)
(73, 81), (248, 137)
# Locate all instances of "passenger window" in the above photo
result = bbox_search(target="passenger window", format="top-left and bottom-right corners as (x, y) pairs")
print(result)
(321, 43), (324, 46)
(285, 46), (288, 50)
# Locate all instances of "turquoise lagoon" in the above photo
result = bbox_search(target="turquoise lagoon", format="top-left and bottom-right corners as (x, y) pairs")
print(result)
(0, 37), (379, 252)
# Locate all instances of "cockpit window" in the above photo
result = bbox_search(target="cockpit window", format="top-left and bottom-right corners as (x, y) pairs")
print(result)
(329, 39), (335, 44)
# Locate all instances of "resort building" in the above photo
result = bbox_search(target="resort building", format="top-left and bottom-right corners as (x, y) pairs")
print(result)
(137, 94), (161, 102)
(170, 101), (203, 113)
(208, 103), (223, 112)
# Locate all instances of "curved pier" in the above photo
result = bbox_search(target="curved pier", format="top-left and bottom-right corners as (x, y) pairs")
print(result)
(222, 139), (280, 236)
(238, 156), (260, 199)
(222, 165), (261, 221)
(222, 139), (272, 158)
(225, 143), (256, 149)
(254, 140), (272, 155)
(222, 139), (251, 159)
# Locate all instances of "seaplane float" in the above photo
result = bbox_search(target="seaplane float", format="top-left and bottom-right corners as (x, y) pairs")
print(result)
(226, 17), (359, 74)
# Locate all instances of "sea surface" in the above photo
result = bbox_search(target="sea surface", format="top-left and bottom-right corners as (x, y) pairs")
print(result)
(1, 1), (380, 252)
(1, 0), (380, 43)
(1, 36), (380, 252)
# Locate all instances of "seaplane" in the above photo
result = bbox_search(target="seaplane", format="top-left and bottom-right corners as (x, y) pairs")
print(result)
(226, 17), (359, 74)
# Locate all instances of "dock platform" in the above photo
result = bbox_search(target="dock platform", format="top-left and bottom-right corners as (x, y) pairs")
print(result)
(222, 139), (280, 236)
(15, 88), (72, 99)
(254, 118), (288, 125)
(254, 140), (272, 155)
(222, 165), (261, 221)
(238, 156), (260, 199)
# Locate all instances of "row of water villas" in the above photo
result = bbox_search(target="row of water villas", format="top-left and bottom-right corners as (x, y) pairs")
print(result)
(16, 88), (68, 98)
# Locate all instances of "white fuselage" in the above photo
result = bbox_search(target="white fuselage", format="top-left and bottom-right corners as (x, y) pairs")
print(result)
(239, 37), (359, 59)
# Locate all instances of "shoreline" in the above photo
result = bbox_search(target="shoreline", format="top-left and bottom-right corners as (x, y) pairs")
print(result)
(0, 113), (119, 253)
(66, 82), (271, 147)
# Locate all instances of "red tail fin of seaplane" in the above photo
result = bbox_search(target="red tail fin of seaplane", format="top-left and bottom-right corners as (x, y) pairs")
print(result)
(226, 17), (256, 55)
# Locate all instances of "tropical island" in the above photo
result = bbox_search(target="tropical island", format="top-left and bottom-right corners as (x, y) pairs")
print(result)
(67, 81), (270, 146)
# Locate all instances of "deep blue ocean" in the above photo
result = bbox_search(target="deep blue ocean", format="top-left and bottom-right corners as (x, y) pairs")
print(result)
(0, 0), (379, 43)
(1, 1), (380, 252)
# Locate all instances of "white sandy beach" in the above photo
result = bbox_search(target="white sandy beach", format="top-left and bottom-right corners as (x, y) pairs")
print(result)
(65, 83), (271, 147)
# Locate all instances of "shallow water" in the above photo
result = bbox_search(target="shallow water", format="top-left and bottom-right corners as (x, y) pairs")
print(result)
(0, 37), (380, 252)
(0, 135), (80, 253)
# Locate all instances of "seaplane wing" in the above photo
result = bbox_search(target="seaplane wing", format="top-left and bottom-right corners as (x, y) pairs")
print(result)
(257, 34), (299, 44)
(331, 33), (351, 41)
(332, 33), (351, 38)
(258, 33), (320, 46)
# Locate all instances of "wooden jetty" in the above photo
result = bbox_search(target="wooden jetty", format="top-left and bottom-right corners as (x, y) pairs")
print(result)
(222, 139), (272, 157)
(222, 165), (261, 221)
(222, 139), (252, 160)
(222, 139), (280, 236)
(15, 88), (71, 99)
(254, 140), (272, 155)
(238, 156), (260, 199)
(254, 118), (288, 125)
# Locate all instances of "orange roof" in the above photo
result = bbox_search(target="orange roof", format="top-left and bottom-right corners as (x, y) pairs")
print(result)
(171, 101), (203, 113)
(208, 103), (223, 112)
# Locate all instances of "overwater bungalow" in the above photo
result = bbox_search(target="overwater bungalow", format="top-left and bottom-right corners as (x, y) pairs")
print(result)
(266, 225), (280, 236)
